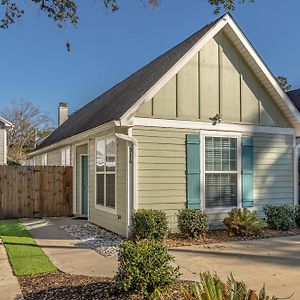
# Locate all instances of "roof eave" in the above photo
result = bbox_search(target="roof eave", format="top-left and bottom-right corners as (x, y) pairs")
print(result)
(120, 14), (300, 128)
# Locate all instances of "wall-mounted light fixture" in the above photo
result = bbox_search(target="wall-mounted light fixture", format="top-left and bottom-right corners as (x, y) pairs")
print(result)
(209, 113), (222, 126)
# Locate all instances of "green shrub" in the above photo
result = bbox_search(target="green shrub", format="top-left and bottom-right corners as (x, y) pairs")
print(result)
(295, 205), (300, 227)
(114, 240), (180, 296)
(223, 208), (266, 237)
(132, 209), (168, 240)
(177, 209), (208, 238)
(264, 205), (296, 230)
(181, 271), (276, 300)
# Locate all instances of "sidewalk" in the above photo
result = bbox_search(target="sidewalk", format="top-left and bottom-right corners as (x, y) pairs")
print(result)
(170, 235), (300, 299)
(0, 241), (23, 300)
(22, 218), (118, 278)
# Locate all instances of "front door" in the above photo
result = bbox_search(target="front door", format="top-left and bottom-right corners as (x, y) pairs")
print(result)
(81, 155), (88, 215)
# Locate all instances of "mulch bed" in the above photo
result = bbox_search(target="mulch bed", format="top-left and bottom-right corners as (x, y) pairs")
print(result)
(19, 272), (186, 300)
(164, 227), (300, 248)
(19, 229), (300, 299)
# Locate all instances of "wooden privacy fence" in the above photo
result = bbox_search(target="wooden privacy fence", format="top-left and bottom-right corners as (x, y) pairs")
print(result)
(0, 166), (73, 218)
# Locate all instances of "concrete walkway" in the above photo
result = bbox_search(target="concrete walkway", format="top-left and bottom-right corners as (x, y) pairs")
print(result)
(170, 235), (300, 299)
(22, 218), (118, 278)
(0, 241), (23, 300)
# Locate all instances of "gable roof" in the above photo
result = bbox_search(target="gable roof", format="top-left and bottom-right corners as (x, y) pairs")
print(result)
(37, 13), (300, 151)
(288, 88), (300, 111)
(37, 16), (223, 150)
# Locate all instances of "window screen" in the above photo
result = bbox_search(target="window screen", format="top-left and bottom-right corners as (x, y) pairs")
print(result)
(204, 136), (238, 208)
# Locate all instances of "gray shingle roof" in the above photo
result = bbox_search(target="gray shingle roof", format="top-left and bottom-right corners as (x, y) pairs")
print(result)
(37, 15), (224, 150)
(288, 88), (300, 112)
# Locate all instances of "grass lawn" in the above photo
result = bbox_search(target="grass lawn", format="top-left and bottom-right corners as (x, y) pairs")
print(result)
(0, 219), (57, 276)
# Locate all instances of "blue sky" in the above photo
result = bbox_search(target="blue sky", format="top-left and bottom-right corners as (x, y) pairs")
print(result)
(0, 0), (299, 125)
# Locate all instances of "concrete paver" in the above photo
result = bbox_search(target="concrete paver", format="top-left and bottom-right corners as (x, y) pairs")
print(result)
(22, 218), (118, 278)
(170, 235), (300, 299)
(0, 241), (23, 300)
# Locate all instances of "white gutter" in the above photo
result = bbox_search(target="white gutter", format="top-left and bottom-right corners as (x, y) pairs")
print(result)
(115, 131), (138, 238)
(28, 121), (116, 157)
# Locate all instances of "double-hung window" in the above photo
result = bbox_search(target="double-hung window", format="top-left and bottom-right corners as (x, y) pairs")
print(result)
(41, 154), (48, 166)
(61, 147), (71, 166)
(204, 135), (240, 209)
(95, 137), (116, 210)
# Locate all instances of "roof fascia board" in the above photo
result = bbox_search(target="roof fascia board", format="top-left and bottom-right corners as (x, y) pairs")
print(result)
(226, 17), (300, 123)
(28, 121), (116, 157)
(120, 14), (300, 127)
(0, 117), (13, 128)
(119, 15), (229, 124)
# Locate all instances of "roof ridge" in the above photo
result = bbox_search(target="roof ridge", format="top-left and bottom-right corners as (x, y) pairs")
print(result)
(35, 14), (225, 150)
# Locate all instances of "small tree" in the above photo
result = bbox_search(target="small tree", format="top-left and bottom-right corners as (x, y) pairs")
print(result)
(1, 98), (54, 162)
(276, 75), (292, 92)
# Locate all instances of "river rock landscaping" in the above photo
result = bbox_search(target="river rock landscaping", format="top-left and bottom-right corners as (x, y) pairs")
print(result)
(60, 223), (123, 257)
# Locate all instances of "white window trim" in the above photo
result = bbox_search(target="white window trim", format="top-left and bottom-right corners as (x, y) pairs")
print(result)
(61, 146), (71, 166)
(42, 153), (48, 166)
(200, 131), (242, 213)
(94, 136), (117, 215)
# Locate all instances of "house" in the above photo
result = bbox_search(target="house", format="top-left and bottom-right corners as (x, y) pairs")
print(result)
(28, 13), (300, 237)
(0, 117), (13, 165)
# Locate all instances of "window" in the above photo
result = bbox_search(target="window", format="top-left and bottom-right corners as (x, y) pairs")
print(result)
(41, 154), (48, 166)
(61, 147), (71, 166)
(95, 137), (116, 210)
(204, 136), (239, 209)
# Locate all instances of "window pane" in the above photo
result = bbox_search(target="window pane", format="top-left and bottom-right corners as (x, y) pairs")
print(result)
(205, 174), (237, 208)
(106, 139), (116, 172)
(106, 174), (115, 209)
(96, 141), (105, 172)
(96, 174), (104, 205)
(66, 148), (71, 166)
(205, 137), (237, 172)
(61, 149), (66, 166)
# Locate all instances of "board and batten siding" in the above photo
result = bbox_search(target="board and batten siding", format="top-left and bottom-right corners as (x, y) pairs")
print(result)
(136, 30), (290, 128)
(133, 126), (294, 230)
(88, 134), (127, 236)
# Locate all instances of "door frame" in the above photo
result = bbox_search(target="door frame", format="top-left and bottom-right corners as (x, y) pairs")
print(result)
(80, 154), (89, 216)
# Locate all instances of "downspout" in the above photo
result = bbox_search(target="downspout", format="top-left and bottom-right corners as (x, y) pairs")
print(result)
(115, 130), (138, 238)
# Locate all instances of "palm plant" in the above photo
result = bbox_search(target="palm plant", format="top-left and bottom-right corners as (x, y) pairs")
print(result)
(181, 272), (277, 300)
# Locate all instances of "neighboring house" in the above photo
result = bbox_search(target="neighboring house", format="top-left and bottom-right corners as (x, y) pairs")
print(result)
(0, 117), (13, 165)
(28, 13), (300, 237)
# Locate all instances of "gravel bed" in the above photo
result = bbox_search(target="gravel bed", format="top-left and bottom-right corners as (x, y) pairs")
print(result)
(60, 223), (123, 257)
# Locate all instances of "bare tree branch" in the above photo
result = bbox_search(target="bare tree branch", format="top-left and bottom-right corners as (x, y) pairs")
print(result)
(1, 98), (54, 162)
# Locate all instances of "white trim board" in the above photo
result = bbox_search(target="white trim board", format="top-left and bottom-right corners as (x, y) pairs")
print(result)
(28, 121), (116, 157)
(133, 117), (295, 135)
(120, 13), (300, 127)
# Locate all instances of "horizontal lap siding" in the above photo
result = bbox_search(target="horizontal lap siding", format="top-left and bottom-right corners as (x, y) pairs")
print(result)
(252, 134), (294, 213)
(134, 126), (198, 230)
(134, 126), (295, 230)
(47, 149), (62, 166)
(88, 136), (127, 237)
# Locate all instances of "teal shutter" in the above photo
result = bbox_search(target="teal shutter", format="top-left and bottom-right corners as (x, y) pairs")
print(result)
(242, 136), (254, 208)
(186, 134), (201, 209)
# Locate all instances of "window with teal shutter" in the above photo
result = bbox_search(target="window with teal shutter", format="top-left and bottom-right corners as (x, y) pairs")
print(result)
(242, 136), (254, 208)
(204, 136), (238, 208)
(186, 134), (200, 209)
